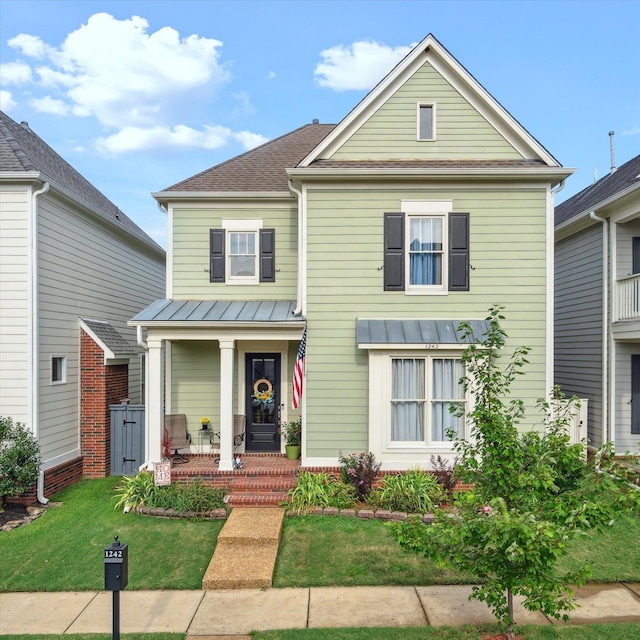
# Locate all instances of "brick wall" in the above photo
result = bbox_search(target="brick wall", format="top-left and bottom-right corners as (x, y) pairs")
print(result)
(80, 330), (129, 477)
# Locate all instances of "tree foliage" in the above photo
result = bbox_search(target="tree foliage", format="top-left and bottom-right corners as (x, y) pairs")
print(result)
(392, 306), (640, 640)
(0, 416), (41, 508)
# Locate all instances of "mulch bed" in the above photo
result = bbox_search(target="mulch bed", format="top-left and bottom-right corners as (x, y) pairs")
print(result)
(0, 503), (29, 527)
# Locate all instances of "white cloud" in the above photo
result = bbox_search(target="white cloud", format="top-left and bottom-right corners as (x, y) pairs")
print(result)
(6, 13), (230, 129)
(0, 90), (17, 111)
(267, 70), (276, 80)
(233, 131), (269, 150)
(8, 33), (53, 59)
(314, 40), (412, 91)
(622, 126), (640, 136)
(0, 61), (33, 84)
(30, 95), (69, 115)
(96, 123), (267, 154)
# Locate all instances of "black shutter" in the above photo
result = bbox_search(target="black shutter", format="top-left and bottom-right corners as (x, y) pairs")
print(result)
(384, 212), (404, 291)
(209, 229), (225, 282)
(260, 228), (275, 282)
(448, 212), (469, 291)
(633, 238), (640, 275)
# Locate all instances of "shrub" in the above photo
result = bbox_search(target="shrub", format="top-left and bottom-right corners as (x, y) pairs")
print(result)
(113, 473), (227, 513)
(430, 454), (458, 496)
(338, 451), (381, 501)
(0, 416), (41, 508)
(285, 471), (355, 513)
(372, 469), (447, 513)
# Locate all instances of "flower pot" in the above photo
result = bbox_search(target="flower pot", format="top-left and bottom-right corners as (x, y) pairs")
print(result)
(285, 444), (301, 460)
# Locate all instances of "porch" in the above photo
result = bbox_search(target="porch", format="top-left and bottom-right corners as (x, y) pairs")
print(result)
(614, 274), (640, 340)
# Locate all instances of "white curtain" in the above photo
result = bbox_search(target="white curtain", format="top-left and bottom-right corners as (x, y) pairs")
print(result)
(431, 358), (464, 440)
(391, 358), (425, 440)
(409, 218), (442, 285)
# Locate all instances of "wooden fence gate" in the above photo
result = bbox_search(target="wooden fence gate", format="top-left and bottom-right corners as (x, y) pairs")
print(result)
(110, 402), (145, 476)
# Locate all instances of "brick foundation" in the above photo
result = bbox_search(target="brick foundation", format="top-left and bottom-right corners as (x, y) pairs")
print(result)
(80, 330), (129, 477)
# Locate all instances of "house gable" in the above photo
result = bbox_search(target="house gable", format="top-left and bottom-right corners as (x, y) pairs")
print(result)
(302, 34), (560, 167)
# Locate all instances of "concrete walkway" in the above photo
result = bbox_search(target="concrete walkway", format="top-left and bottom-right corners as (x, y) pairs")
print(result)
(1, 583), (640, 636)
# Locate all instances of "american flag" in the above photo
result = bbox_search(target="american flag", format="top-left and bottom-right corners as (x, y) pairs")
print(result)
(292, 326), (307, 409)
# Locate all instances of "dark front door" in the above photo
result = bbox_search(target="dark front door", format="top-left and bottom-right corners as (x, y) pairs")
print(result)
(245, 353), (281, 451)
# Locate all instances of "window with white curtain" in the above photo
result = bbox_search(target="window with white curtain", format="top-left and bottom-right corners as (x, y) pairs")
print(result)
(409, 216), (444, 287)
(391, 356), (464, 444)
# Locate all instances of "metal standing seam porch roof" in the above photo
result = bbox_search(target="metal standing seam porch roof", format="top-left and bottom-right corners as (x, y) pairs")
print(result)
(130, 299), (303, 325)
(356, 319), (490, 346)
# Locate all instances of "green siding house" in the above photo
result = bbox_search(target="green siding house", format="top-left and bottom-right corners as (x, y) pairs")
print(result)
(130, 34), (572, 471)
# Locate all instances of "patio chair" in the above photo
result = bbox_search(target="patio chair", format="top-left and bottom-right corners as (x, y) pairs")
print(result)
(209, 414), (246, 463)
(164, 414), (192, 463)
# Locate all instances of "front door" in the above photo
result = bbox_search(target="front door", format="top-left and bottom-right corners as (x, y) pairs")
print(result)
(245, 353), (281, 451)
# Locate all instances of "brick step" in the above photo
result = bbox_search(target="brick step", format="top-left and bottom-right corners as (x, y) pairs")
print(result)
(220, 477), (297, 491)
(226, 492), (290, 507)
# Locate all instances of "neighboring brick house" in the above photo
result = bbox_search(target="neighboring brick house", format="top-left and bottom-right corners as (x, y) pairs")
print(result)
(0, 111), (166, 500)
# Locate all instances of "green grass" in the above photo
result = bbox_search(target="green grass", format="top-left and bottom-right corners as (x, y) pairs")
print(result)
(273, 513), (640, 588)
(0, 478), (224, 592)
(1, 479), (638, 594)
(254, 623), (640, 639)
(273, 515), (477, 587)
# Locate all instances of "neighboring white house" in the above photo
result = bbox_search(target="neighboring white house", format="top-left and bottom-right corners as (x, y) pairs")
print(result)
(0, 111), (166, 500)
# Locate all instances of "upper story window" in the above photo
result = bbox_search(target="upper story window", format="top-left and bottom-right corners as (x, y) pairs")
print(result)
(210, 220), (275, 284)
(383, 201), (469, 294)
(417, 103), (435, 141)
(51, 356), (67, 384)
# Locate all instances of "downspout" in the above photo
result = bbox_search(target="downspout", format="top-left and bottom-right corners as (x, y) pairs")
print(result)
(548, 179), (565, 401)
(31, 181), (50, 504)
(590, 210), (609, 443)
(288, 180), (304, 315)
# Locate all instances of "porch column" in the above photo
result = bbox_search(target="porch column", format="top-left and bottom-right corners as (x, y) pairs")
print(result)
(146, 338), (164, 468)
(219, 339), (235, 471)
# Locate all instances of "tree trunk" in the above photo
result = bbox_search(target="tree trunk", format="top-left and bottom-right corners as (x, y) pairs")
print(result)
(506, 588), (515, 640)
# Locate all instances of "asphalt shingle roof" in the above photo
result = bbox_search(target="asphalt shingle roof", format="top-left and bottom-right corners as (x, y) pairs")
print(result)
(0, 110), (162, 251)
(162, 123), (336, 193)
(82, 319), (135, 356)
(555, 154), (640, 226)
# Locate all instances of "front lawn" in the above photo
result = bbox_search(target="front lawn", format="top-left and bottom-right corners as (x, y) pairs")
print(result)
(0, 478), (224, 592)
(1, 478), (638, 593)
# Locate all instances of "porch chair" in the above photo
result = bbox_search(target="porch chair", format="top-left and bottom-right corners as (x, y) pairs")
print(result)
(209, 414), (246, 463)
(164, 414), (192, 463)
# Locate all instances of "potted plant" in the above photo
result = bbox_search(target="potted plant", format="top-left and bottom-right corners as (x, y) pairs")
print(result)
(200, 416), (210, 430)
(278, 417), (302, 460)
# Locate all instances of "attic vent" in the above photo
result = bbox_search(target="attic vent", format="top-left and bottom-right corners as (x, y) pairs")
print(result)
(312, 119), (319, 124)
(20, 121), (29, 129)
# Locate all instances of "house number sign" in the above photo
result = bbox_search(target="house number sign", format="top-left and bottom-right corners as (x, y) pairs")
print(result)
(104, 549), (124, 558)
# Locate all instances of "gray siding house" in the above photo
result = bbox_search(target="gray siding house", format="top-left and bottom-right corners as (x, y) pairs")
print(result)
(0, 111), (166, 499)
(555, 153), (640, 453)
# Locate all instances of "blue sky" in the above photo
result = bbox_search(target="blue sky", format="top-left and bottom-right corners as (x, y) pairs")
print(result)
(1, 0), (638, 247)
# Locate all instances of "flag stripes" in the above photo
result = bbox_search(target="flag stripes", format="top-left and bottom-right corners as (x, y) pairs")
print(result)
(292, 326), (306, 409)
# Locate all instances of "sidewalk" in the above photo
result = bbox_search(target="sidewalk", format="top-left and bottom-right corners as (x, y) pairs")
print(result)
(2, 583), (640, 636)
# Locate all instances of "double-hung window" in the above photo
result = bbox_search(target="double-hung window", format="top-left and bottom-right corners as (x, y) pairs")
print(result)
(384, 201), (469, 293)
(390, 355), (465, 446)
(408, 215), (444, 288)
(210, 220), (275, 284)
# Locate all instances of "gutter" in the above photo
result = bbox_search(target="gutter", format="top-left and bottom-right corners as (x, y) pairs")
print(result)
(590, 211), (610, 444)
(30, 181), (50, 505)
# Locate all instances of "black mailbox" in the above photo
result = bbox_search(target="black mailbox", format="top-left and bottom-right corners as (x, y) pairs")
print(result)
(104, 536), (128, 591)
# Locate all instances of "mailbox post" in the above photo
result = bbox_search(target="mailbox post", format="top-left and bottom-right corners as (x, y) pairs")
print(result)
(104, 536), (128, 640)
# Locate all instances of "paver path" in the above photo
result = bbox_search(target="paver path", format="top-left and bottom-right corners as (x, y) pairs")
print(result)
(202, 507), (284, 589)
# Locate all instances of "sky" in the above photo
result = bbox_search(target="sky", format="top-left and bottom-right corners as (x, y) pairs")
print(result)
(1, 0), (639, 248)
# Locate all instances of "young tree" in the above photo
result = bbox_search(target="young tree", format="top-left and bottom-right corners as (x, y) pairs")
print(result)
(393, 306), (639, 640)
(0, 416), (41, 509)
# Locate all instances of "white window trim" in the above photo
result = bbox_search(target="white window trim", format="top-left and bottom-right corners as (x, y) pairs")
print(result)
(51, 355), (67, 385)
(402, 201), (453, 295)
(222, 219), (263, 285)
(368, 349), (468, 458)
(416, 102), (437, 141)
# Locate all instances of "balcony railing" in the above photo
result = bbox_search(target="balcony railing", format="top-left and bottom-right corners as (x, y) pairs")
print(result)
(616, 273), (640, 321)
